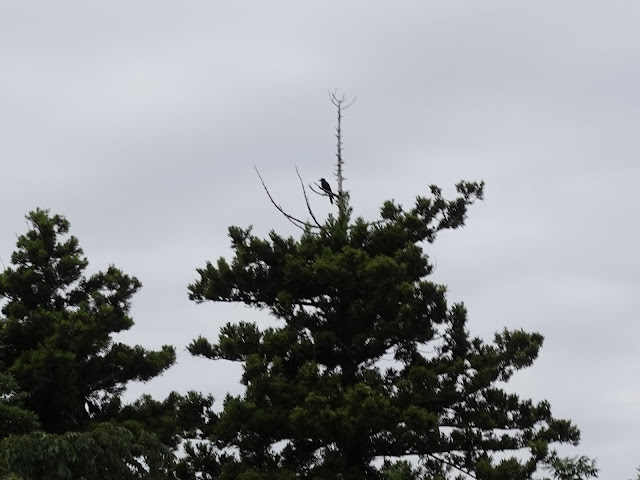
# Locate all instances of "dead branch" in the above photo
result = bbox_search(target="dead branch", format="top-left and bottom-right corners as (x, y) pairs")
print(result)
(329, 90), (356, 110)
(328, 91), (355, 213)
(295, 166), (324, 229)
(255, 166), (318, 231)
(309, 181), (337, 203)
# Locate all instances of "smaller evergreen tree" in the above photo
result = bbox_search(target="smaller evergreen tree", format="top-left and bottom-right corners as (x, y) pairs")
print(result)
(0, 208), (215, 479)
(0, 209), (175, 433)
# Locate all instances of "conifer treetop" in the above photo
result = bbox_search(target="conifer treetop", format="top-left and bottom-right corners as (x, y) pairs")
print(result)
(183, 100), (591, 479)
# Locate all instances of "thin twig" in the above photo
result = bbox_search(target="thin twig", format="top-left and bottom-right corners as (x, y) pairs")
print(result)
(295, 165), (324, 230)
(309, 182), (336, 203)
(254, 166), (316, 231)
(329, 90), (356, 110)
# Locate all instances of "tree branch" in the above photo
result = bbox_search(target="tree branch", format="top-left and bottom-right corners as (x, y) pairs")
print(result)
(254, 166), (318, 231)
(425, 453), (478, 479)
(309, 182), (337, 204)
(295, 165), (324, 229)
(329, 90), (356, 110)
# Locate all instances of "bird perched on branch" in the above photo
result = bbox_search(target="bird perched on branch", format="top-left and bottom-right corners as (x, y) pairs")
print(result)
(319, 178), (334, 204)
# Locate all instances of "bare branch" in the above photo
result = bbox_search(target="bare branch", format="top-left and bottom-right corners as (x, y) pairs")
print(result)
(255, 166), (316, 231)
(295, 165), (324, 229)
(424, 453), (478, 479)
(329, 90), (356, 110)
(309, 182), (337, 203)
(328, 90), (355, 213)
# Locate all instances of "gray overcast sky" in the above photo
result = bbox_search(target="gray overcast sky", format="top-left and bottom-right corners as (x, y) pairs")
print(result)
(2, 1), (639, 477)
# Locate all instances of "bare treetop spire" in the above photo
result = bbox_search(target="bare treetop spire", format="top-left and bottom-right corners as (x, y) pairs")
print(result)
(330, 91), (355, 215)
(254, 93), (355, 231)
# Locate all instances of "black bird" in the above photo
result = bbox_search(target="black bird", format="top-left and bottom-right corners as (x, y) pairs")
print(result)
(319, 178), (333, 204)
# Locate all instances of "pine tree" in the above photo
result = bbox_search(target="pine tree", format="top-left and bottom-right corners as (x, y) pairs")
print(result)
(184, 100), (589, 479)
(0, 208), (210, 479)
(0, 208), (175, 433)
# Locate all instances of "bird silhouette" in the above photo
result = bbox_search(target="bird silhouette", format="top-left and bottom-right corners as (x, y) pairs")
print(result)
(319, 178), (333, 204)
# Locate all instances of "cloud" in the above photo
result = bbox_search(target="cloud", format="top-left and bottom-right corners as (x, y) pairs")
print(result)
(1, 1), (639, 476)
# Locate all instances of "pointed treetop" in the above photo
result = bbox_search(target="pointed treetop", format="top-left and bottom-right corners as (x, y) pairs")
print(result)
(329, 90), (355, 218)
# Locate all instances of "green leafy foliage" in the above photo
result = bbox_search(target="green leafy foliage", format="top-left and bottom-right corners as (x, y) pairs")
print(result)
(0, 423), (173, 480)
(186, 181), (590, 479)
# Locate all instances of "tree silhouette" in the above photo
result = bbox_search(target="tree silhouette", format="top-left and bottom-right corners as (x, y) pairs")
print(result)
(0, 209), (211, 479)
(183, 99), (590, 479)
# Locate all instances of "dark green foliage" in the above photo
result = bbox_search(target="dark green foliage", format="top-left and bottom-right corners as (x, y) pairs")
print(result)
(0, 369), (39, 438)
(0, 209), (202, 479)
(381, 460), (422, 480)
(105, 390), (216, 449)
(543, 455), (598, 479)
(187, 181), (588, 479)
(0, 209), (176, 433)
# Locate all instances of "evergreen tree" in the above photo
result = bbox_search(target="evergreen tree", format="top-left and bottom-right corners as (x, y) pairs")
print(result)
(0, 208), (175, 433)
(186, 178), (588, 479)
(0, 208), (210, 478)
